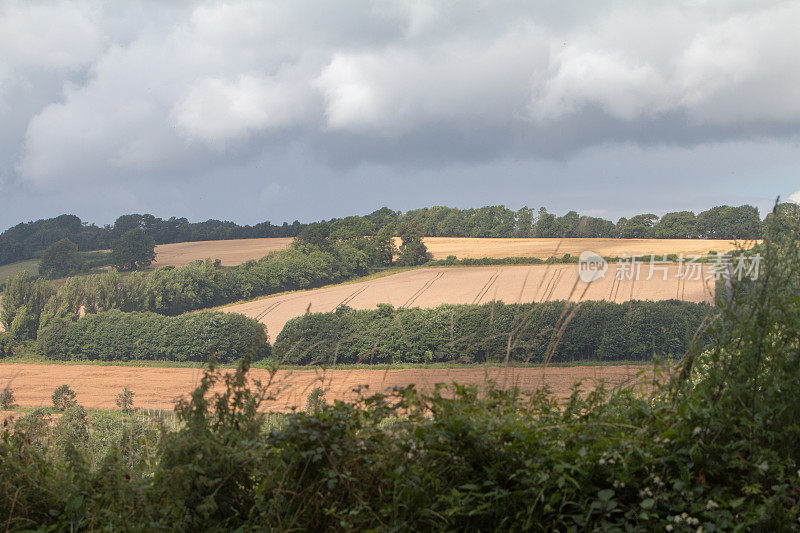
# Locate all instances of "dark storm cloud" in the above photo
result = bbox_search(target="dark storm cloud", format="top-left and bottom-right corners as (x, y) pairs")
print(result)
(1, 0), (798, 229)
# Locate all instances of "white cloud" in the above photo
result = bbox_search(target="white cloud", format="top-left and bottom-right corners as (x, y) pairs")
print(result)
(531, 47), (666, 121)
(0, 1), (102, 74)
(789, 191), (800, 204)
(5, 0), (800, 190)
(173, 74), (314, 147)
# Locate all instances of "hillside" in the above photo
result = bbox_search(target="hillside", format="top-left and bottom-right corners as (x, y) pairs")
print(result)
(222, 263), (715, 339)
(149, 236), (742, 267)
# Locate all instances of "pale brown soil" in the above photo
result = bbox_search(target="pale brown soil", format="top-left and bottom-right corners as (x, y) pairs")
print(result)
(149, 237), (745, 267)
(0, 363), (653, 412)
(223, 264), (715, 339)
(151, 238), (295, 267)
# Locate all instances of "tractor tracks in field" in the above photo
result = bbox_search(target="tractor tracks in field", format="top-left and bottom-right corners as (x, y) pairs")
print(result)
(336, 284), (369, 308)
(254, 299), (283, 322)
(538, 268), (565, 302)
(402, 271), (444, 308)
(472, 269), (501, 305)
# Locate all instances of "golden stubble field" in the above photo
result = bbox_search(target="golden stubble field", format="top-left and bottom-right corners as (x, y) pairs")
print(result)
(0, 363), (653, 413)
(222, 263), (715, 340)
(150, 236), (742, 266)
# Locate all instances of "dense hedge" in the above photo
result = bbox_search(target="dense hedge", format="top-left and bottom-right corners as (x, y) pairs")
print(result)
(274, 300), (712, 365)
(36, 310), (269, 363)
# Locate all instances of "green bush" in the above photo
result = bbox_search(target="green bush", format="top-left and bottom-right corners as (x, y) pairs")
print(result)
(0, 332), (14, 358)
(0, 385), (15, 409)
(51, 385), (77, 411)
(274, 300), (712, 365)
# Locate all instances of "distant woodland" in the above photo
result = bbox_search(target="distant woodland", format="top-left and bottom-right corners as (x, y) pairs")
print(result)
(0, 203), (780, 266)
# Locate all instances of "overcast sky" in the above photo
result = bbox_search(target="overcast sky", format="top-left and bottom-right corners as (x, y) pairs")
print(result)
(1, 0), (798, 230)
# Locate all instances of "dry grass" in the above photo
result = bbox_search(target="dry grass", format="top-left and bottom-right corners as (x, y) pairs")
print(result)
(0, 362), (652, 412)
(150, 236), (745, 267)
(222, 264), (715, 339)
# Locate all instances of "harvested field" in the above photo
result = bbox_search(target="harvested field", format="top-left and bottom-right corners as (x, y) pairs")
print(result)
(149, 237), (744, 267)
(223, 264), (715, 338)
(418, 237), (744, 260)
(0, 363), (652, 412)
(152, 238), (295, 267)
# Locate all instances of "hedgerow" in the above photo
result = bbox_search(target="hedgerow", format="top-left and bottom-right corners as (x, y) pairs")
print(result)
(274, 299), (712, 365)
(36, 310), (269, 363)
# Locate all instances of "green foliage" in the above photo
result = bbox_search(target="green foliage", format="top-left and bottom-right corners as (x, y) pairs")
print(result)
(39, 238), (84, 278)
(396, 220), (432, 266)
(305, 386), (326, 414)
(0, 385), (15, 409)
(36, 310), (269, 363)
(618, 213), (659, 238)
(110, 228), (156, 271)
(0, 332), (13, 358)
(274, 300), (711, 365)
(51, 384), (77, 411)
(654, 210), (697, 238)
(1, 271), (56, 339)
(115, 386), (135, 413)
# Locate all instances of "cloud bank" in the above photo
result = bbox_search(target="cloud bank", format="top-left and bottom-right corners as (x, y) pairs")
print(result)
(0, 0), (798, 227)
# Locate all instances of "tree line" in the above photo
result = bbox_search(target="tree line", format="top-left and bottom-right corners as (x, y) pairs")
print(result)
(2, 202), (781, 267)
(273, 300), (712, 365)
(36, 310), (269, 363)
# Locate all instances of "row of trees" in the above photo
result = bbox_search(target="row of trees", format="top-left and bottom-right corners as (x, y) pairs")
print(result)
(36, 310), (269, 363)
(401, 204), (766, 239)
(2, 203), (781, 267)
(0, 213), (304, 266)
(273, 300), (711, 365)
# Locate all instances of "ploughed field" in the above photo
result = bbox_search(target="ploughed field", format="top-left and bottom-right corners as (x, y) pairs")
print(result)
(0, 363), (652, 413)
(151, 236), (741, 266)
(223, 264), (715, 339)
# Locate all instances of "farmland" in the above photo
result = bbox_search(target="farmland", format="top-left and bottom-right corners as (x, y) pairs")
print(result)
(222, 263), (715, 339)
(0, 362), (651, 413)
(151, 237), (295, 267)
(148, 236), (742, 267)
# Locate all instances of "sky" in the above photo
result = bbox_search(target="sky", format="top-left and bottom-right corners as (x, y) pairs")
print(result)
(1, 0), (798, 231)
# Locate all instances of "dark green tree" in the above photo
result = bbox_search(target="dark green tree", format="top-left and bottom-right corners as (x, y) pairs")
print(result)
(655, 211), (697, 238)
(110, 228), (156, 271)
(295, 222), (332, 249)
(533, 208), (557, 237)
(39, 238), (83, 278)
(369, 224), (397, 266)
(618, 214), (659, 238)
(396, 221), (432, 266)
